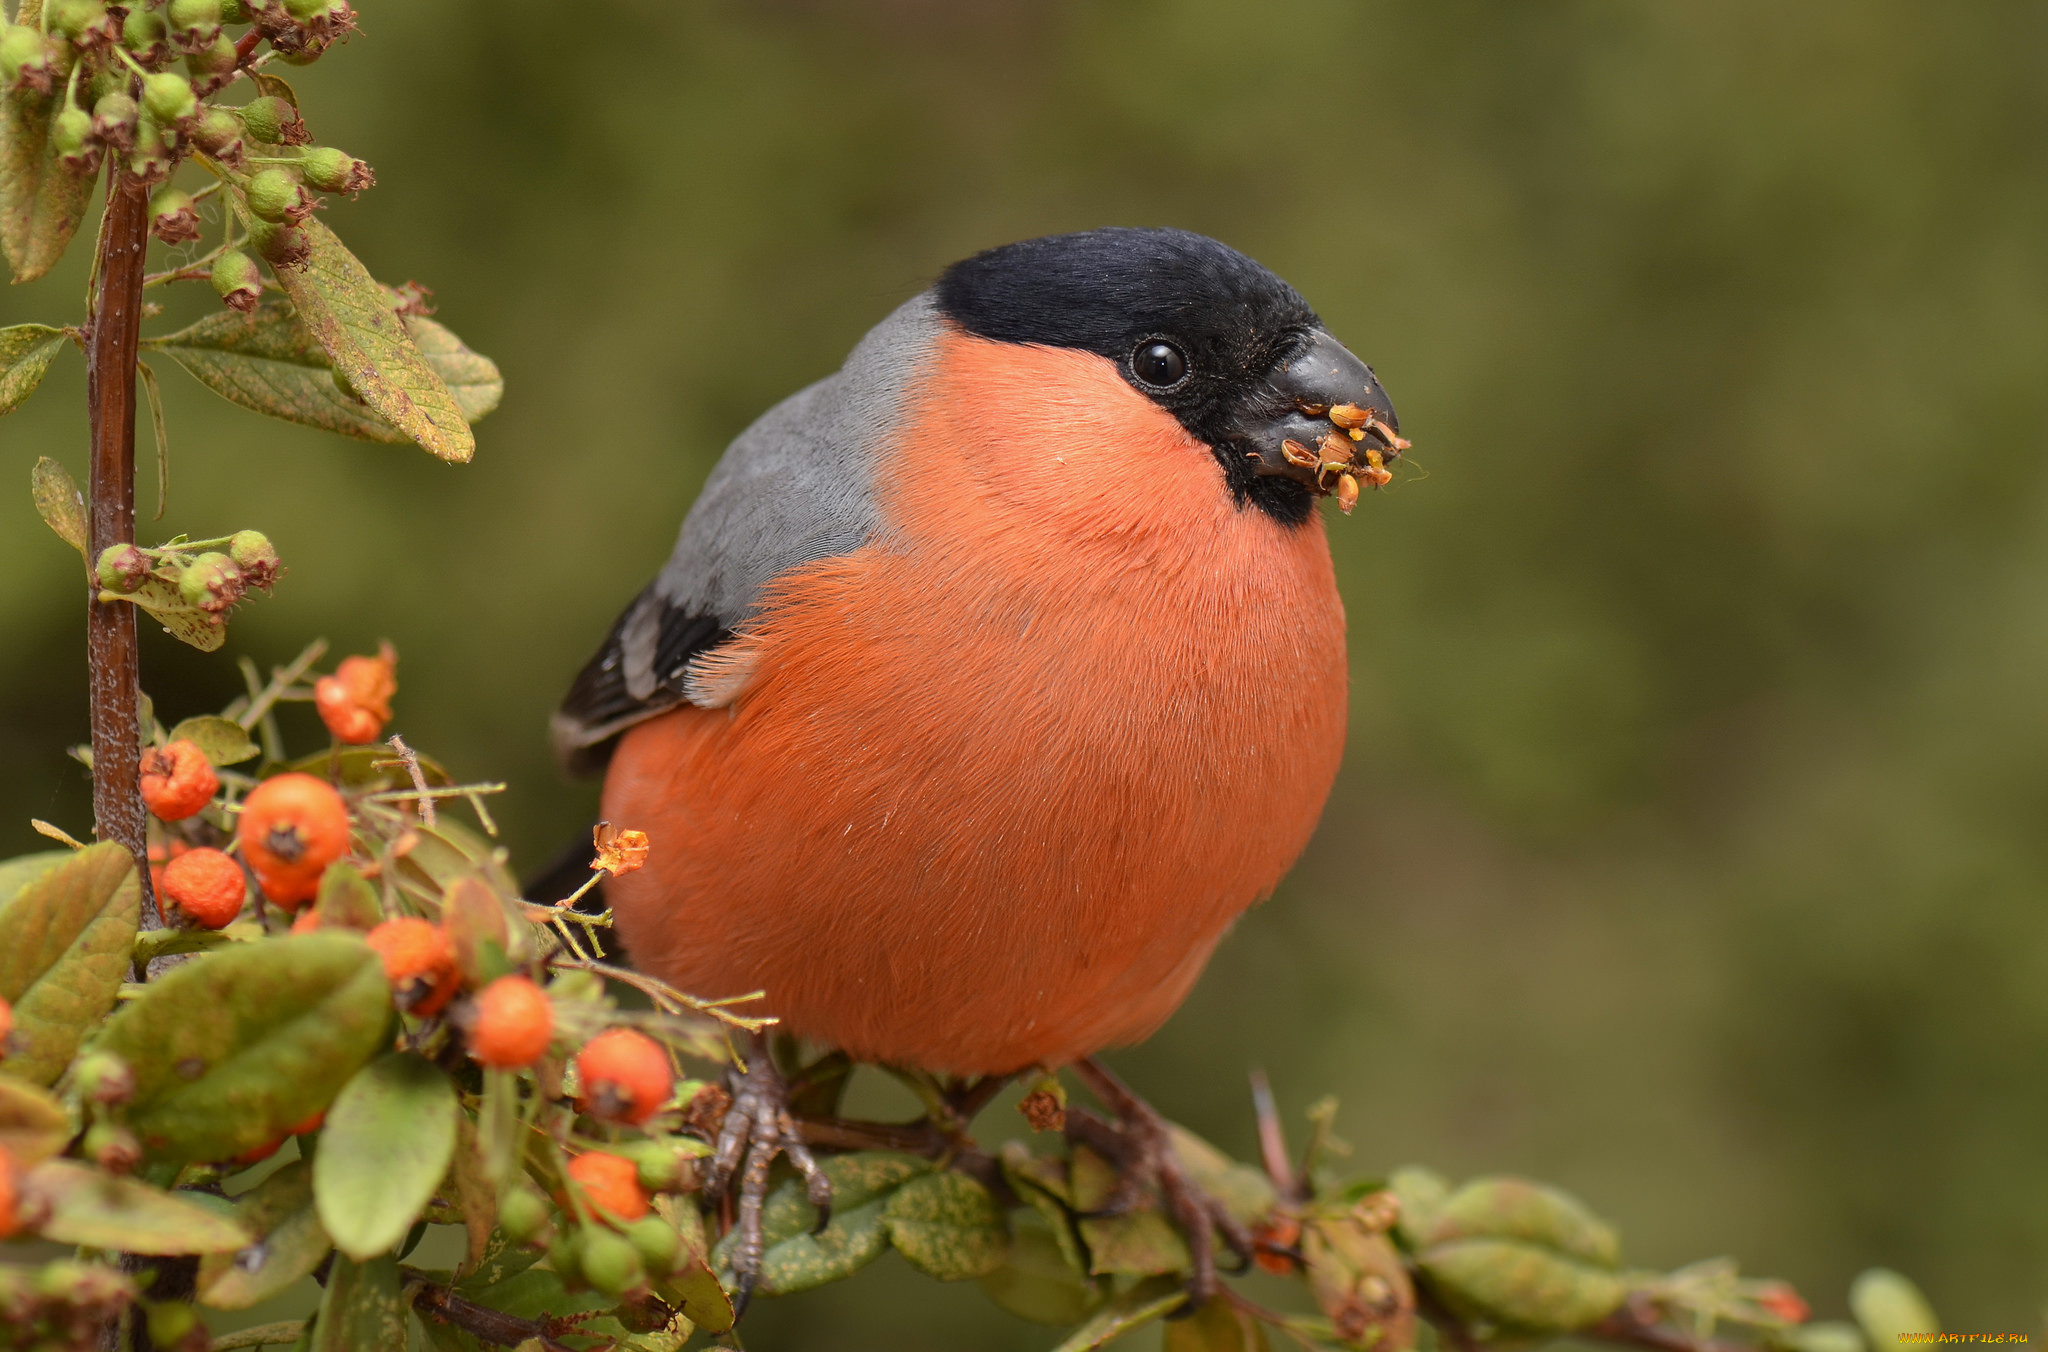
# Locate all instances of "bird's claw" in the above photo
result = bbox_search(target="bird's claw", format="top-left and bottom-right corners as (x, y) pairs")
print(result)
(1070, 1058), (1257, 1308)
(704, 1042), (832, 1320)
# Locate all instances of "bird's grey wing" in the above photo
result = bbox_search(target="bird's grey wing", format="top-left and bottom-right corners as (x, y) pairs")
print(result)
(552, 293), (941, 774)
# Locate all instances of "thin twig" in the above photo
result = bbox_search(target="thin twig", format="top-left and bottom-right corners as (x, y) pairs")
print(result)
(547, 956), (776, 1033)
(207, 1322), (305, 1350)
(379, 734), (437, 827)
(234, 638), (328, 732)
(409, 1277), (579, 1352)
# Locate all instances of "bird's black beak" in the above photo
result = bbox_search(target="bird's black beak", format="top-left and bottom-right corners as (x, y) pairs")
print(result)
(1234, 329), (1406, 513)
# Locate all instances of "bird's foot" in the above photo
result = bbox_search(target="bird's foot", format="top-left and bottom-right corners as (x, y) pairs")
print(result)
(1069, 1058), (1256, 1309)
(703, 1040), (831, 1320)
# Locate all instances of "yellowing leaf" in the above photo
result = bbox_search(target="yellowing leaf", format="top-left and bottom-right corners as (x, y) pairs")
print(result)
(30, 455), (85, 557)
(27, 1159), (252, 1254)
(0, 1074), (70, 1166)
(0, 90), (94, 283)
(167, 715), (261, 766)
(226, 206), (475, 460)
(1048, 1274), (1185, 1352)
(0, 842), (140, 1086)
(311, 1253), (408, 1352)
(144, 300), (500, 446)
(103, 572), (228, 652)
(197, 1160), (334, 1310)
(1, 324), (65, 414)
(882, 1170), (1008, 1282)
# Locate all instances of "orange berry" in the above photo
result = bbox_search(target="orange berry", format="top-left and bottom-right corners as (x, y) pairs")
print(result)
(0, 1144), (18, 1240)
(574, 1028), (673, 1125)
(565, 1150), (649, 1224)
(365, 917), (459, 1016)
(0, 996), (12, 1050)
(289, 907), (321, 934)
(160, 848), (247, 929)
(315, 645), (396, 745)
(139, 740), (218, 821)
(468, 975), (554, 1069)
(238, 773), (350, 890)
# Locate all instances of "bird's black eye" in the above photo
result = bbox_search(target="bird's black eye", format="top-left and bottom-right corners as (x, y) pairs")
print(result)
(1132, 341), (1187, 388)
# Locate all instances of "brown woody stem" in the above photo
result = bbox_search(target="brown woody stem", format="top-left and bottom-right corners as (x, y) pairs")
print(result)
(85, 170), (154, 921)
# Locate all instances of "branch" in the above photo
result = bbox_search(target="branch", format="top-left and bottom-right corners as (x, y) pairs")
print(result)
(1592, 1301), (1759, 1352)
(84, 169), (153, 916)
(409, 1277), (580, 1352)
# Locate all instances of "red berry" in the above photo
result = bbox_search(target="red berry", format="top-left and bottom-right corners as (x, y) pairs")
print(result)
(467, 975), (554, 1069)
(139, 740), (218, 821)
(365, 917), (459, 1016)
(161, 848), (247, 929)
(237, 774), (350, 908)
(314, 645), (396, 745)
(574, 1029), (673, 1125)
(565, 1150), (649, 1224)
(0, 1143), (18, 1239)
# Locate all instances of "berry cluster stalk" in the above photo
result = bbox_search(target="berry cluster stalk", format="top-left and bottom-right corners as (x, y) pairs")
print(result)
(84, 168), (153, 919)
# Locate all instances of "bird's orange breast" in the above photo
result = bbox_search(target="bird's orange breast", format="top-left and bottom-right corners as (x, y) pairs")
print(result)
(603, 331), (1347, 1074)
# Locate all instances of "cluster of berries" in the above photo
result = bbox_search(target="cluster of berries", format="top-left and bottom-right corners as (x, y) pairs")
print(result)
(96, 529), (281, 626)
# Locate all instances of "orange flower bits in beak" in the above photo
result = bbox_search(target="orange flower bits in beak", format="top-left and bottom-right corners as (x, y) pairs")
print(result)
(139, 740), (218, 821)
(315, 643), (398, 745)
(237, 773), (352, 909)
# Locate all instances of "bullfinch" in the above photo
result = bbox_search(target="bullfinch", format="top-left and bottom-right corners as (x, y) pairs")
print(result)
(552, 227), (1406, 1303)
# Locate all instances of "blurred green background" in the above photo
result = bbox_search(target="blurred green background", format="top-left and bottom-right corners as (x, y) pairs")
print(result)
(6, 0), (2047, 1343)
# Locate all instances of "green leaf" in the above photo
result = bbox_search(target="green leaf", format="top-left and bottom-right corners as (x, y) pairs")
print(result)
(1079, 1207), (1190, 1278)
(1, 324), (64, 415)
(287, 743), (451, 793)
(197, 1160), (334, 1309)
(314, 1051), (459, 1260)
(450, 1265), (608, 1324)
(133, 925), (239, 967)
(1417, 1238), (1626, 1334)
(653, 1196), (733, 1335)
(882, 1169), (1008, 1282)
(309, 1253), (407, 1352)
(1305, 1213), (1418, 1348)
(0, 1074), (71, 1166)
(95, 931), (392, 1161)
(0, 89), (94, 283)
(1850, 1269), (1939, 1343)
(26, 1158), (252, 1253)
(0, 849), (68, 905)
(169, 715), (261, 766)
(453, 1225), (543, 1293)
(1048, 1274), (1185, 1352)
(145, 300), (500, 447)
(1162, 1298), (1273, 1352)
(756, 1194), (892, 1295)
(225, 207), (475, 460)
(0, 842), (140, 1086)
(104, 571), (228, 652)
(1167, 1124), (1278, 1229)
(30, 455), (85, 557)
(977, 1208), (1105, 1326)
(1388, 1165), (1451, 1250)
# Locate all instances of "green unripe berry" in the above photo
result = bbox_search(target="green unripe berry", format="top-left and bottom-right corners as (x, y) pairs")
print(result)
(178, 551), (243, 612)
(244, 167), (300, 221)
(91, 90), (138, 142)
(298, 144), (372, 194)
(129, 112), (171, 183)
(141, 71), (197, 125)
(122, 8), (168, 54)
(624, 1216), (679, 1277)
(576, 1227), (643, 1299)
(96, 544), (151, 593)
(83, 1122), (142, 1174)
(73, 1050), (136, 1104)
(248, 219), (308, 269)
(190, 104), (242, 157)
(47, 0), (108, 42)
(498, 1185), (550, 1244)
(210, 248), (263, 311)
(545, 1225), (583, 1288)
(0, 25), (50, 91)
(52, 103), (94, 162)
(284, 0), (337, 20)
(186, 32), (237, 77)
(237, 94), (305, 146)
(144, 1302), (198, 1348)
(169, 0), (224, 38)
(220, 0), (250, 20)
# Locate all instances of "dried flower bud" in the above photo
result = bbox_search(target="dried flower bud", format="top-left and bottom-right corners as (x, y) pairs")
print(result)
(83, 1123), (142, 1175)
(249, 219), (309, 270)
(168, 0), (224, 51)
(96, 544), (152, 593)
(243, 166), (306, 221)
(185, 31), (238, 80)
(228, 529), (281, 589)
(122, 8), (170, 64)
(141, 71), (198, 127)
(149, 187), (203, 245)
(178, 552), (246, 613)
(188, 103), (244, 164)
(237, 94), (307, 146)
(0, 25), (57, 97)
(91, 90), (139, 152)
(298, 145), (373, 194)
(211, 248), (264, 310)
(73, 1050), (136, 1105)
(52, 103), (100, 173)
